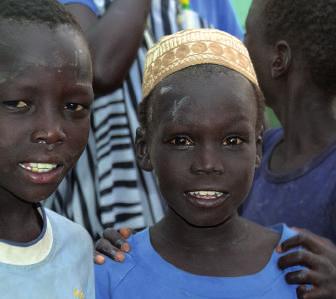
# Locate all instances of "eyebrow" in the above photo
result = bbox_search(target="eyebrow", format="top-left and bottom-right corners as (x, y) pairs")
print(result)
(65, 84), (94, 98)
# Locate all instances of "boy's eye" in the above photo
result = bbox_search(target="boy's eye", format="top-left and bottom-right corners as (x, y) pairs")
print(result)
(64, 103), (85, 112)
(223, 136), (243, 146)
(3, 100), (29, 109)
(169, 136), (194, 146)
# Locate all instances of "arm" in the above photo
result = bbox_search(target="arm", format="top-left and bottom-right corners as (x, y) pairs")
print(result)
(64, 0), (151, 96)
(277, 228), (336, 299)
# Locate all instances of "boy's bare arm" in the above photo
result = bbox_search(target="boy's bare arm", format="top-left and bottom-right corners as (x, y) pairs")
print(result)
(277, 228), (336, 299)
(65, 0), (151, 96)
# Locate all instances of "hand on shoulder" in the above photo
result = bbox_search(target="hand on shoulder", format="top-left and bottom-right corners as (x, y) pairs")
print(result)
(277, 228), (336, 299)
(95, 228), (133, 264)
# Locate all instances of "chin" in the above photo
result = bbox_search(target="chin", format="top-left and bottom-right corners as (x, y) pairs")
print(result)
(20, 188), (58, 204)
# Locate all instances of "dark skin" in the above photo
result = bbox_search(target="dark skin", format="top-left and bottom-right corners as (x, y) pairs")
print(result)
(136, 73), (279, 276)
(96, 2), (336, 297)
(64, 0), (151, 96)
(0, 21), (93, 243)
(141, 71), (278, 276)
(100, 67), (283, 277)
(244, 0), (336, 297)
(246, 0), (336, 174)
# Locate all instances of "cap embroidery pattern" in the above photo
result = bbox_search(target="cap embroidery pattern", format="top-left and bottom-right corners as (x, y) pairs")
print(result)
(142, 29), (258, 99)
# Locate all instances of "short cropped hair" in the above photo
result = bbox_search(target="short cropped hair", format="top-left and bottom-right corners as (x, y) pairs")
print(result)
(262, 0), (336, 95)
(139, 64), (265, 134)
(0, 0), (80, 30)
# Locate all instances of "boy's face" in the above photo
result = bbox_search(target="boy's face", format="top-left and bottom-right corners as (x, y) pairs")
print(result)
(141, 69), (258, 227)
(0, 22), (93, 203)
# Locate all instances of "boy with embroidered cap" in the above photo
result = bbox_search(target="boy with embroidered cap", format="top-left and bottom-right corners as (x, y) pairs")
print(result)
(95, 28), (301, 298)
(0, 0), (94, 298)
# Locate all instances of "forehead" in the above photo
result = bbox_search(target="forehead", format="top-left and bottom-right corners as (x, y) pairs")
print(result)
(152, 68), (257, 127)
(0, 21), (91, 81)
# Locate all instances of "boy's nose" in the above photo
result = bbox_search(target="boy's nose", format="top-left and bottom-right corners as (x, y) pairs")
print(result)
(31, 127), (66, 148)
(190, 147), (224, 175)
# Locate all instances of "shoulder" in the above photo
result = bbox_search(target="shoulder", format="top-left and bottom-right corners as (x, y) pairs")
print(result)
(57, 0), (100, 15)
(45, 208), (93, 250)
(95, 254), (136, 297)
(271, 223), (298, 242)
(262, 128), (283, 150)
(95, 243), (138, 299)
(95, 230), (150, 298)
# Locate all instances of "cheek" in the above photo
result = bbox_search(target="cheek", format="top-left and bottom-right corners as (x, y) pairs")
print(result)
(223, 148), (257, 189)
(65, 119), (90, 156)
(151, 148), (187, 189)
(0, 125), (29, 173)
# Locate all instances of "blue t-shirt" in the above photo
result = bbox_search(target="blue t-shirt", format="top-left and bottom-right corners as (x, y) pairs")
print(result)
(190, 0), (244, 39)
(243, 128), (336, 242)
(58, 0), (99, 15)
(95, 224), (299, 299)
(0, 207), (95, 299)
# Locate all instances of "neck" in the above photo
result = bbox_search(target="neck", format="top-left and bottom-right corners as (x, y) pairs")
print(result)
(150, 208), (279, 276)
(0, 190), (42, 242)
(151, 209), (249, 253)
(270, 83), (336, 161)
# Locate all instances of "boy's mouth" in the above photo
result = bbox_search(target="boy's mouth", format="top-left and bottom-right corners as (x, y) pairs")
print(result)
(185, 190), (230, 208)
(187, 191), (223, 200)
(18, 161), (64, 185)
(19, 162), (58, 173)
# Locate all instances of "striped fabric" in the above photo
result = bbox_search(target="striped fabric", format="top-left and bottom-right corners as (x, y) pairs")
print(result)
(93, 0), (183, 233)
(46, 0), (189, 239)
(47, 0), (237, 239)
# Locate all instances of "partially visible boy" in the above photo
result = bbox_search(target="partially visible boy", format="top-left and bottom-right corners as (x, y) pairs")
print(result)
(0, 0), (94, 298)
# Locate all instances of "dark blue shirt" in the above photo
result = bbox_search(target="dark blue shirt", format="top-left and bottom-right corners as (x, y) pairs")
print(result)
(243, 128), (336, 242)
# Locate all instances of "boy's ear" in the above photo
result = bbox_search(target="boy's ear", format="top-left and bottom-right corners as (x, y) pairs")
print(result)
(271, 40), (291, 79)
(255, 134), (263, 168)
(135, 128), (153, 171)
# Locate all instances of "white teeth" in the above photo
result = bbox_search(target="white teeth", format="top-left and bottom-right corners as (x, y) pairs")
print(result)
(188, 191), (223, 199)
(19, 163), (58, 173)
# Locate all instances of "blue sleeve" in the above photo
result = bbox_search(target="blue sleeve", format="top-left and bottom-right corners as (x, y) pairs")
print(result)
(58, 0), (99, 16)
(95, 263), (112, 299)
(95, 256), (136, 299)
(190, 0), (244, 40)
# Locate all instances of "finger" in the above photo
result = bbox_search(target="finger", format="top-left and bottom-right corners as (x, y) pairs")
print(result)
(285, 270), (322, 286)
(279, 233), (322, 254)
(94, 251), (105, 265)
(278, 250), (319, 270)
(95, 238), (125, 262)
(292, 228), (333, 248)
(297, 287), (332, 299)
(115, 239), (131, 253)
(296, 285), (315, 299)
(102, 228), (131, 252)
(118, 227), (133, 239)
